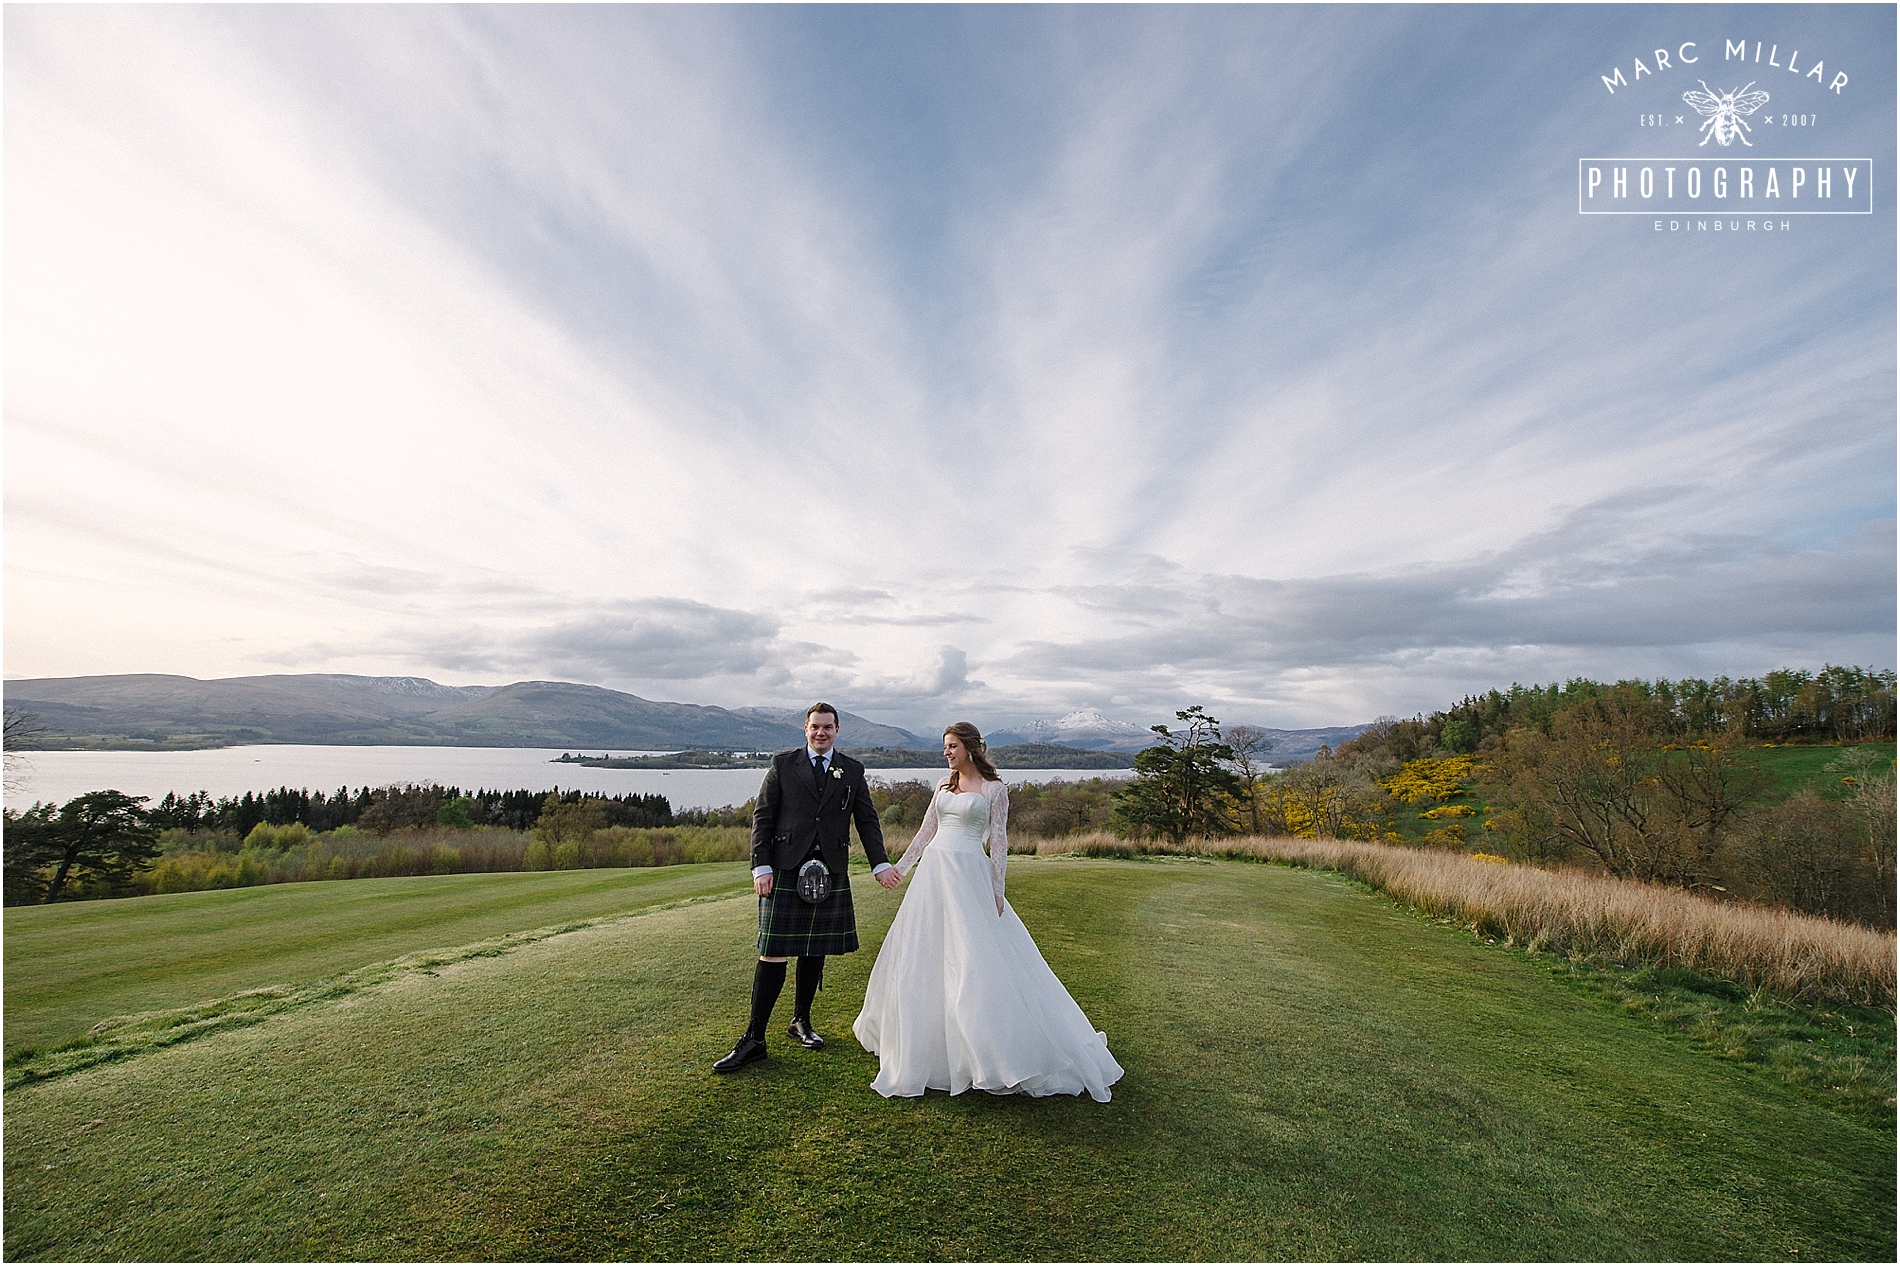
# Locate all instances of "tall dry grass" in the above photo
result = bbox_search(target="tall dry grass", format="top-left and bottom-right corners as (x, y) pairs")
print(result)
(1033, 832), (1896, 1010)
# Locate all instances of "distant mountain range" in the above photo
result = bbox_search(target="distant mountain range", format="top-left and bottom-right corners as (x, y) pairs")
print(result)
(986, 707), (1366, 764)
(559, 743), (1134, 771)
(2, 673), (1366, 761)
(0, 674), (903, 753)
(730, 706), (925, 751)
(1230, 726), (1374, 765)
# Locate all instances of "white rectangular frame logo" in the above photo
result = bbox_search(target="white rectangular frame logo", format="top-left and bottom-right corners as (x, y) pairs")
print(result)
(1578, 158), (1872, 214)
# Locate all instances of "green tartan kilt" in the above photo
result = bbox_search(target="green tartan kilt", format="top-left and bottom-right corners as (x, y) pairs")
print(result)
(758, 868), (859, 957)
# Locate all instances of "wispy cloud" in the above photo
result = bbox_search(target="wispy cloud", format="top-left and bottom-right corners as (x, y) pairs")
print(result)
(6, 5), (1891, 730)
(427, 600), (782, 682)
(997, 500), (1893, 721)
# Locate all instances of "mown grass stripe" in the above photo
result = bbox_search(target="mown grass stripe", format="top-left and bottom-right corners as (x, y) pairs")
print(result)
(3, 892), (743, 1089)
(4, 863), (755, 1054)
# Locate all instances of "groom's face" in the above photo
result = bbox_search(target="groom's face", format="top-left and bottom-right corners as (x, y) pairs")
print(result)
(806, 712), (839, 753)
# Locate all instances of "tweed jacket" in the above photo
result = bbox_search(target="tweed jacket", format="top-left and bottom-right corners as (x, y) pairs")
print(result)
(750, 748), (891, 877)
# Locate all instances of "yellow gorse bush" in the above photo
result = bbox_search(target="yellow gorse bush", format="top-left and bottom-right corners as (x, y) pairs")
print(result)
(1256, 782), (1388, 842)
(1381, 755), (1480, 804)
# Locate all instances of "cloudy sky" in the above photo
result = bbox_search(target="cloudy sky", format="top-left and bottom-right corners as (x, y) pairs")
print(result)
(6, 3), (1894, 731)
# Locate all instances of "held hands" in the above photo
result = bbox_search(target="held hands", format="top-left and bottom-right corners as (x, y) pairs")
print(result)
(876, 867), (903, 890)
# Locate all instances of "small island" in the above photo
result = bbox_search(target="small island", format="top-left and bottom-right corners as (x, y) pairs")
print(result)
(553, 750), (773, 769)
(554, 743), (1135, 771)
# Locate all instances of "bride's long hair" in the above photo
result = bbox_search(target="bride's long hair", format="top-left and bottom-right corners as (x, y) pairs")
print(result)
(944, 721), (1001, 790)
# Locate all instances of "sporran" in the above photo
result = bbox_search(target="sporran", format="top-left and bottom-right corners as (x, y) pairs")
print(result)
(796, 858), (832, 904)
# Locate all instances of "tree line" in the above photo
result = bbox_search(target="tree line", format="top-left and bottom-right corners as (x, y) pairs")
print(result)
(3, 784), (679, 904)
(1364, 663), (1894, 757)
(145, 783), (674, 837)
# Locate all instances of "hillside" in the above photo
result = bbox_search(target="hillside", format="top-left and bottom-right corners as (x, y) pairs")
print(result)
(1241, 724), (1373, 764)
(2, 672), (1361, 762)
(731, 706), (925, 750)
(3, 861), (1890, 1261)
(1, 674), (899, 752)
(2, 673), (495, 746)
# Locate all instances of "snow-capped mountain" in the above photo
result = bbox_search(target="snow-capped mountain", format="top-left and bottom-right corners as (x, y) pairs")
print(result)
(984, 708), (1157, 753)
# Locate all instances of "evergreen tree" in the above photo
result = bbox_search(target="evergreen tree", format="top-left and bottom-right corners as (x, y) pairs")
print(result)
(6, 791), (159, 902)
(1112, 707), (1242, 842)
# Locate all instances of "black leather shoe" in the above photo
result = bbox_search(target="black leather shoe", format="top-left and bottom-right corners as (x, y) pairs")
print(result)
(788, 1017), (825, 1050)
(713, 1034), (767, 1073)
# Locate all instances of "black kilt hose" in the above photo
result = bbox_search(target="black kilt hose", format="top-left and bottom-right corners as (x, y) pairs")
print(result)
(758, 868), (858, 957)
(749, 747), (892, 958)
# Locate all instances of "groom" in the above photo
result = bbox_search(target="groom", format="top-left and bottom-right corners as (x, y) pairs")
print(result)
(713, 702), (901, 1073)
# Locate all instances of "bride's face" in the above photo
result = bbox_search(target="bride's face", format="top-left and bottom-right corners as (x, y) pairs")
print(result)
(943, 734), (970, 770)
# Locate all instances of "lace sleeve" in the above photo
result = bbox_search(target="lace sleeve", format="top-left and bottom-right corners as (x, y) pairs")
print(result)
(894, 786), (944, 876)
(986, 781), (1009, 908)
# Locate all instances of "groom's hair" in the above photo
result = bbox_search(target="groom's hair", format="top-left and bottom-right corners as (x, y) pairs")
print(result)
(805, 702), (840, 725)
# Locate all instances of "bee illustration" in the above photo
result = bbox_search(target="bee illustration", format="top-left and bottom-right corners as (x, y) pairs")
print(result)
(1682, 80), (1771, 147)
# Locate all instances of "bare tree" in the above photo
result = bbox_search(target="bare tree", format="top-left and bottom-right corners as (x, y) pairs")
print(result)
(1488, 701), (1766, 889)
(1650, 731), (1768, 890)
(1827, 747), (1897, 927)
(3, 707), (45, 801)
(1267, 756), (1391, 840)
(1492, 706), (1669, 879)
(1224, 725), (1276, 835)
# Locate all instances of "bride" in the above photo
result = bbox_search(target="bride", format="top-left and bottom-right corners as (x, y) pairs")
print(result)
(853, 722), (1124, 1101)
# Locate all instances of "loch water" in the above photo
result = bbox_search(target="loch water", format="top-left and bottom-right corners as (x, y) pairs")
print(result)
(7, 745), (1124, 811)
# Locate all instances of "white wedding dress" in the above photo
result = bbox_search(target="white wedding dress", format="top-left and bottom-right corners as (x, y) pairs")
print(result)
(853, 778), (1124, 1101)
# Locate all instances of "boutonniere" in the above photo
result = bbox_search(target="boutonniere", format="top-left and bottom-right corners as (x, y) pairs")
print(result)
(831, 767), (843, 779)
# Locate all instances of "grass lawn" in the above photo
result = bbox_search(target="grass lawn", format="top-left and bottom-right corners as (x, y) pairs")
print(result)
(4, 856), (1893, 1261)
(3, 866), (754, 1056)
(1753, 741), (1897, 801)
